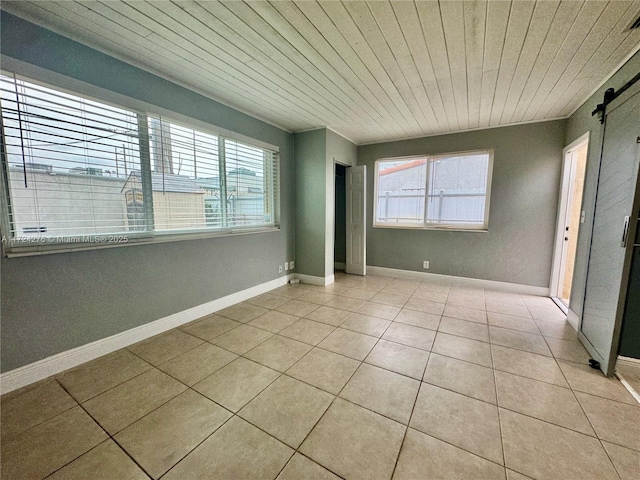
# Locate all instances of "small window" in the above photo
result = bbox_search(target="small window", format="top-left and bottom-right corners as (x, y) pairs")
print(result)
(374, 150), (493, 230)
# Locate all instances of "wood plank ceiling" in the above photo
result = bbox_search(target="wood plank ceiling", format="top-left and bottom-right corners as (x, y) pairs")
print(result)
(3, 1), (640, 144)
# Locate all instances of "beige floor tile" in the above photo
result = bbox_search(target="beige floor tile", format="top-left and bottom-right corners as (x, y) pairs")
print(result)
(487, 312), (539, 334)
(210, 324), (273, 355)
(163, 416), (293, 480)
(300, 398), (405, 480)
(318, 328), (378, 360)
(438, 316), (490, 342)
(484, 291), (525, 306)
(247, 293), (291, 310)
(1, 406), (107, 480)
(244, 335), (312, 372)
(179, 314), (241, 341)
(486, 301), (531, 318)
(410, 383), (503, 465)
(432, 332), (493, 367)
(545, 337), (591, 363)
(193, 357), (280, 412)
(529, 307), (566, 322)
(279, 318), (336, 345)
(56, 350), (152, 404)
(340, 363), (420, 424)
(423, 353), (497, 404)
(443, 304), (487, 323)
(364, 339), (429, 380)
(115, 390), (231, 479)
(82, 369), (186, 434)
(277, 453), (340, 480)
(557, 360), (637, 404)
(158, 343), (237, 386)
(357, 302), (401, 320)
(602, 441), (640, 480)
(416, 282), (451, 294)
(338, 287), (376, 301)
(217, 302), (270, 322)
(411, 288), (449, 303)
(575, 392), (640, 451)
(492, 345), (568, 387)
(371, 292), (410, 308)
(521, 295), (557, 310)
(404, 298), (445, 316)
(1, 378), (77, 441)
(446, 294), (486, 310)
(287, 347), (360, 394)
(382, 323), (436, 351)
(506, 470), (533, 480)
(381, 284), (418, 297)
(534, 318), (578, 340)
(248, 310), (300, 333)
(128, 329), (203, 366)
(494, 371), (594, 435)
(394, 428), (506, 480)
(271, 285), (308, 299)
(489, 327), (551, 356)
(500, 408), (618, 480)
(305, 305), (353, 326)
(341, 313), (391, 337)
(277, 299), (321, 317)
(48, 440), (148, 480)
(239, 376), (334, 448)
(394, 308), (441, 330)
(324, 296), (366, 312)
(297, 291), (338, 306)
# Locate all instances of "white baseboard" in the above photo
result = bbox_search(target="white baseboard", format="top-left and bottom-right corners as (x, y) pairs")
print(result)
(0, 274), (294, 395)
(295, 273), (335, 286)
(567, 309), (580, 330)
(334, 262), (346, 270)
(366, 266), (550, 296)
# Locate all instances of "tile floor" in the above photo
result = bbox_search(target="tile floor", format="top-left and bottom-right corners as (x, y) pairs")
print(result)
(2, 273), (639, 480)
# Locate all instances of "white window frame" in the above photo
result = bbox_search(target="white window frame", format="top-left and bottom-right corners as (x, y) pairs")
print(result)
(373, 149), (493, 232)
(0, 58), (280, 257)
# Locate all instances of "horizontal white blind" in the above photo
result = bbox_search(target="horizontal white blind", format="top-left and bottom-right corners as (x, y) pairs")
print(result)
(1, 74), (143, 240)
(148, 117), (277, 232)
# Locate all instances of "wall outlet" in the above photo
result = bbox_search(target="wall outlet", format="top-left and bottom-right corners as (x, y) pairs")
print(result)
(278, 265), (283, 274)
(290, 260), (295, 269)
(285, 262), (289, 271)
(423, 261), (430, 269)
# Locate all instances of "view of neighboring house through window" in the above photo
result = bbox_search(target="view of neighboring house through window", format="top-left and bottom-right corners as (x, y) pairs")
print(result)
(374, 150), (492, 230)
(0, 72), (279, 254)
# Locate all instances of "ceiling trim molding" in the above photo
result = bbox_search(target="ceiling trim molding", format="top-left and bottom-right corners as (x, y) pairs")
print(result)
(356, 116), (569, 147)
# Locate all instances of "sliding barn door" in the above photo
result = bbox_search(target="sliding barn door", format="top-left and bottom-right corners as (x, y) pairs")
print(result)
(346, 165), (366, 275)
(580, 84), (640, 375)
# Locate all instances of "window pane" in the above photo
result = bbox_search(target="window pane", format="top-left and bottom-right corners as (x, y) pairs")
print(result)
(1, 74), (142, 240)
(147, 117), (220, 231)
(376, 158), (427, 224)
(426, 153), (490, 225)
(224, 138), (273, 227)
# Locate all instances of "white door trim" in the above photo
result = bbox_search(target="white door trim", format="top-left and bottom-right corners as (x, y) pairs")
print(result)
(549, 132), (590, 299)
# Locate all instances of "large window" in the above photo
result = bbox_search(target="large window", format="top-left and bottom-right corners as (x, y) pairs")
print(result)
(374, 150), (492, 230)
(0, 73), (279, 255)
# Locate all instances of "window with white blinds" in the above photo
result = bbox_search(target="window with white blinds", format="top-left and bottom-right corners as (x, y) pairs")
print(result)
(0, 72), (279, 254)
(374, 150), (493, 230)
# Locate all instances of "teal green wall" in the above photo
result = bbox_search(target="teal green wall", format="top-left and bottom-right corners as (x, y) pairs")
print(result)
(0, 13), (295, 372)
(358, 120), (567, 287)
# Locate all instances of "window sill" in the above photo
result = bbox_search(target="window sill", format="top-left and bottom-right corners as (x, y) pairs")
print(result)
(373, 224), (488, 233)
(3, 226), (280, 258)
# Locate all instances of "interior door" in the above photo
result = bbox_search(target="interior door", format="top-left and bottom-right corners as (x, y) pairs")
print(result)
(579, 84), (640, 375)
(346, 165), (366, 275)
